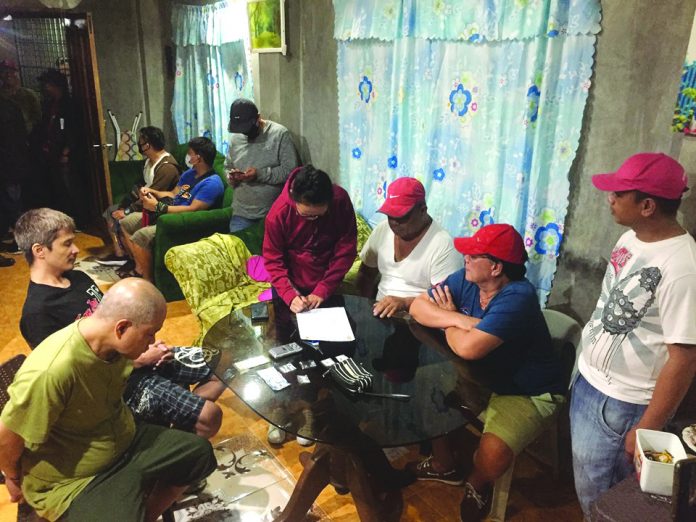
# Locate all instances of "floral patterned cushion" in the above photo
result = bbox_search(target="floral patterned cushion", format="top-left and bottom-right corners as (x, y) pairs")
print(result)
(165, 233), (270, 344)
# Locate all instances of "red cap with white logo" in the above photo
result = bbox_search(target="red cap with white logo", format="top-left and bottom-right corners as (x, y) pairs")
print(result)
(377, 177), (426, 218)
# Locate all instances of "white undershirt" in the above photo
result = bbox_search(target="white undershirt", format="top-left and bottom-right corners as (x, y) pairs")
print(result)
(142, 151), (169, 187)
(360, 220), (463, 300)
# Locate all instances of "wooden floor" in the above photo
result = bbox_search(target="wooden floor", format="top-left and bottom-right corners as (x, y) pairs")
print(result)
(0, 233), (583, 521)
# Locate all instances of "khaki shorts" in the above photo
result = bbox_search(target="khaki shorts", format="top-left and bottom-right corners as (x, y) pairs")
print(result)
(483, 392), (566, 455)
(120, 212), (156, 249)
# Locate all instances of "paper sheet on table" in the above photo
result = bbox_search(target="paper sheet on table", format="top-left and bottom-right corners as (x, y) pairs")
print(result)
(296, 307), (355, 342)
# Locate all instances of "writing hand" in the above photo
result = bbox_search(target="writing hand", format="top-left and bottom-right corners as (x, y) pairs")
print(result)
(290, 295), (309, 313)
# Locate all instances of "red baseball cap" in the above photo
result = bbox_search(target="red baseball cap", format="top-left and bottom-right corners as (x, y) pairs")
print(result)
(377, 177), (426, 218)
(454, 224), (528, 264)
(592, 153), (688, 199)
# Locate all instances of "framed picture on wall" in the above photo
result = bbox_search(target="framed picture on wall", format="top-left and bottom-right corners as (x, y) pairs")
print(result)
(247, 0), (286, 55)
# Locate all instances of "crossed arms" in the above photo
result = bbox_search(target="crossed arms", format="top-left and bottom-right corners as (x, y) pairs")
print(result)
(409, 286), (503, 360)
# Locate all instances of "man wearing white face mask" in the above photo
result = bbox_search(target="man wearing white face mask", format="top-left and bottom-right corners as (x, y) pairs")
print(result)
(225, 98), (300, 232)
(97, 126), (181, 267)
(119, 137), (225, 280)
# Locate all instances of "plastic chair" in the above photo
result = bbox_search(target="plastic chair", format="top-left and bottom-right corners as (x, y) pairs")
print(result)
(472, 309), (581, 521)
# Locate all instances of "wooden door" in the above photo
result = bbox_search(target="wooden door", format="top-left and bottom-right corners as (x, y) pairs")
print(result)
(65, 14), (112, 218)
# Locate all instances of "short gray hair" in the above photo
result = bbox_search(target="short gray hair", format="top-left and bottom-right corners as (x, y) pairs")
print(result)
(94, 278), (166, 326)
(14, 208), (75, 265)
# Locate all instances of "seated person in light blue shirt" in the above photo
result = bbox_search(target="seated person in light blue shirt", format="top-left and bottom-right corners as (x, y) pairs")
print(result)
(120, 136), (225, 280)
(408, 224), (564, 522)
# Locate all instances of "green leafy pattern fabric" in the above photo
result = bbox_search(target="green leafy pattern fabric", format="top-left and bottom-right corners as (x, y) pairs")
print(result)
(165, 233), (269, 344)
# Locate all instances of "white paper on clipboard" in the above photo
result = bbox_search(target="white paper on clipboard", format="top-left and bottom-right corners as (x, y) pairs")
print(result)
(296, 307), (355, 342)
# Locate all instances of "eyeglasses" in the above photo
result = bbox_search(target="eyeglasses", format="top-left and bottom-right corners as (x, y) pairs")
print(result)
(295, 208), (323, 220)
(295, 202), (328, 220)
(466, 254), (500, 264)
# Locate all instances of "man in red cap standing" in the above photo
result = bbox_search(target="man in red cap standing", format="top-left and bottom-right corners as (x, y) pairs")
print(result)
(409, 223), (564, 521)
(357, 177), (462, 317)
(570, 152), (696, 516)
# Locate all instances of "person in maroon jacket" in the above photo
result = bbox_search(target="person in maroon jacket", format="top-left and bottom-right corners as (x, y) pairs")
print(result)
(263, 164), (358, 313)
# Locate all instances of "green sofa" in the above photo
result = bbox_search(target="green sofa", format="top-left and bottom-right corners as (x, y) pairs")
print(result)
(107, 145), (265, 302)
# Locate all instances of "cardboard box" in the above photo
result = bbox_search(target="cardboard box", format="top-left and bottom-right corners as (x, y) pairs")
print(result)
(634, 429), (688, 496)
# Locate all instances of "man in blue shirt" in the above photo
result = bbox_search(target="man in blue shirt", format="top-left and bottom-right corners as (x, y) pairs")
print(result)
(120, 137), (225, 280)
(409, 224), (564, 522)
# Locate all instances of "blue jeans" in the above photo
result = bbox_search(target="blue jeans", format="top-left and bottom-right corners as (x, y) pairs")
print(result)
(229, 214), (261, 233)
(569, 373), (647, 516)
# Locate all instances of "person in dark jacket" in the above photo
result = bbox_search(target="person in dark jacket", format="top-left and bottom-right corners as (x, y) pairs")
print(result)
(97, 126), (181, 267)
(32, 69), (85, 224)
(263, 165), (358, 313)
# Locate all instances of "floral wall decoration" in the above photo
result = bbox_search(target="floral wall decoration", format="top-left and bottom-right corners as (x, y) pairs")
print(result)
(334, 0), (601, 303)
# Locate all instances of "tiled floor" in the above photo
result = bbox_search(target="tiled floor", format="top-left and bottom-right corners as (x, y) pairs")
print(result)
(0, 232), (584, 521)
(171, 435), (327, 521)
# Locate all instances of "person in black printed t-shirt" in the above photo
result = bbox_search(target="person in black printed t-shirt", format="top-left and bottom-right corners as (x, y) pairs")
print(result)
(14, 208), (225, 439)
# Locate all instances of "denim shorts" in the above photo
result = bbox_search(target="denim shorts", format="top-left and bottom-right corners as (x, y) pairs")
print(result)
(569, 373), (647, 516)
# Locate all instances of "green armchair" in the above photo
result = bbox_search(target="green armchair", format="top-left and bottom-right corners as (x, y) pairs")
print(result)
(108, 159), (145, 207)
(108, 148), (258, 302)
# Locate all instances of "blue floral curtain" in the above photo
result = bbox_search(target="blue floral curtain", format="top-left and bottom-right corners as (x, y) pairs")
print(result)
(171, 0), (254, 156)
(334, 0), (601, 303)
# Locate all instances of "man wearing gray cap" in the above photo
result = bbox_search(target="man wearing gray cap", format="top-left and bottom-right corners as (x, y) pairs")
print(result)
(225, 98), (300, 232)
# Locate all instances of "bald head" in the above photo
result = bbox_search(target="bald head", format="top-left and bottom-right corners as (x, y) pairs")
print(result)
(95, 278), (166, 326)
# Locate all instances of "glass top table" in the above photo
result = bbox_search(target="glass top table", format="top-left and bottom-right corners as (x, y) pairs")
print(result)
(203, 294), (491, 448)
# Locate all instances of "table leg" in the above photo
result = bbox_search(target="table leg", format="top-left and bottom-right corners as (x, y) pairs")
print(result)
(273, 445), (332, 522)
(344, 450), (402, 522)
(274, 444), (403, 522)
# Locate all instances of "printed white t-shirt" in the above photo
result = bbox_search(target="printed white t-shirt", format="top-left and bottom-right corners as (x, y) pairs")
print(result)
(360, 220), (463, 300)
(578, 230), (696, 404)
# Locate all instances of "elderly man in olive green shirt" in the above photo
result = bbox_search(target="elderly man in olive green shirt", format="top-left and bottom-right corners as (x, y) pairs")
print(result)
(0, 279), (216, 522)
